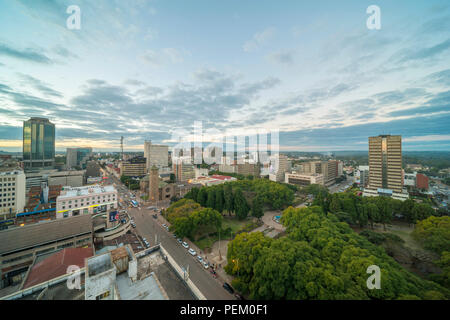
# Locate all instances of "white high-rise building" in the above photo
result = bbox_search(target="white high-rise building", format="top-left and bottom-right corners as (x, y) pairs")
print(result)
(0, 170), (26, 218)
(144, 140), (169, 171)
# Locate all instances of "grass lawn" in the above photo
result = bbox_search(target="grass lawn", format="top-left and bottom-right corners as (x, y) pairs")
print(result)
(193, 217), (253, 251)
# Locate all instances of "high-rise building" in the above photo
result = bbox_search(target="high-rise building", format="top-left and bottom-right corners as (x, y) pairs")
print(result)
(0, 170), (26, 219)
(368, 135), (402, 193)
(23, 117), (55, 170)
(364, 135), (408, 201)
(173, 159), (195, 181)
(119, 156), (147, 177)
(269, 154), (290, 182)
(144, 141), (168, 171)
(66, 147), (92, 169)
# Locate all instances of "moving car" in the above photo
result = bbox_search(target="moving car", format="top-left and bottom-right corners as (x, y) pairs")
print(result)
(223, 282), (234, 294)
(182, 242), (189, 249)
(188, 248), (196, 256)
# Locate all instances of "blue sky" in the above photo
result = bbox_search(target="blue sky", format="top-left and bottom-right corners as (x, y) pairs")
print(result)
(0, 0), (449, 152)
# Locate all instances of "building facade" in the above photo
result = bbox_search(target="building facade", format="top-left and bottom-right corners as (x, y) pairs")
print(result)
(119, 156), (146, 177)
(363, 135), (408, 201)
(144, 141), (169, 171)
(0, 170), (26, 219)
(66, 147), (92, 169)
(285, 172), (324, 186)
(367, 135), (403, 193)
(23, 117), (55, 171)
(56, 185), (118, 219)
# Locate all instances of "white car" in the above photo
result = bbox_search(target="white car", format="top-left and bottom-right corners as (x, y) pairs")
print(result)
(197, 255), (203, 263)
(182, 242), (189, 249)
(188, 248), (196, 256)
(203, 261), (209, 269)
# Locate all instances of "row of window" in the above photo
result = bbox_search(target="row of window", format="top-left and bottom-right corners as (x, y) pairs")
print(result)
(61, 198), (115, 210)
(0, 183), (15, 187)
(61, 194), (116, 206)
(0, 177), (16, 182)
(0, 194), (15, 200)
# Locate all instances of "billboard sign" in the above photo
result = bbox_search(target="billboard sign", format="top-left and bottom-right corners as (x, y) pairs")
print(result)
(109, 211), (119, 222)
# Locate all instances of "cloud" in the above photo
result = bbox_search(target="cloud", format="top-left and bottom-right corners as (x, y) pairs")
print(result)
(267, 50), (295, 65)
(243, 27), (276, 52)
(397, 38), (450, 63)
(141, 48), (184, 66)
(17, 74), (63, 98)
(0, 42), (52, 64)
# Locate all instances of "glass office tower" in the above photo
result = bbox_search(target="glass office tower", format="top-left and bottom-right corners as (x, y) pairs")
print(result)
(23, 117), (55, 170)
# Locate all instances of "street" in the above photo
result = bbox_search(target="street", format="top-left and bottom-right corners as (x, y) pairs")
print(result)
(103, 171), (235, 300)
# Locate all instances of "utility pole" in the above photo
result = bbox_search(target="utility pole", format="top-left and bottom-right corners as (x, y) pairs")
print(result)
(120, 136), (124, 161)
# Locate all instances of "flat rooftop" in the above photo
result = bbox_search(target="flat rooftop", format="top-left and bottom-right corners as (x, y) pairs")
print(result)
(58, 184), (116, 199)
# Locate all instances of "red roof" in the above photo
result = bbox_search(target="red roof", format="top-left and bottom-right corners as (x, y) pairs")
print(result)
(211, 175), (234, 181)
(23, 247), (93, 289)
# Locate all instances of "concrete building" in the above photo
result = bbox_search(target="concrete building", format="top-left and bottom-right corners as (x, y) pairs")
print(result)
(194, 167), (209, 178)
(363, 135), (408, 201)
(299, 160), (339, 186)
(25, 170), (84, 191)
(119, 156), (146, 177)
(173, 160), (195, 182)
(86, 161), (101, 178)
(23, 117), (55, 171)
(56, 185), (118, 219)
(66, 148), (92, 169)
(269, 154), (290, 182)
(0, 170), (26, 219)
(416, 173), (429, 190)
(367, 135), (403, 193)
(0, 214), (93, 289)
(285, 172), (324, 187)
(355, 165), (369, 187)
(144, 141), (169, 171)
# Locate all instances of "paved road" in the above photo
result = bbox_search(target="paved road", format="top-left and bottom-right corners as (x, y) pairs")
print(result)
(129, 207), (234, 300)
(104, 171), (234, 300)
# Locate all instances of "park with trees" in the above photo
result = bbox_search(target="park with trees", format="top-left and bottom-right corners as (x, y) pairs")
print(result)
(225, 205), (449, 300)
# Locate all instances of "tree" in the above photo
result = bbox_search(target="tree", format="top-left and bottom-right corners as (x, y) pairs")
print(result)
(224, 183), (234, 215)
(215, 187), (224, 213)
(234, 188), (249, 220)
(329, 194), (341, 213)
(197, 187), (208, 207)
(206, 189), (216, 209)
(252, 196), (264, 220)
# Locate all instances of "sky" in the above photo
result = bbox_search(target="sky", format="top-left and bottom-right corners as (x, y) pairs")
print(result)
(0, 0), (449, 152)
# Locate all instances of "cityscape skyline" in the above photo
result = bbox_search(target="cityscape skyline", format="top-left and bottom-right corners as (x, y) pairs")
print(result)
(1, 0), (450, 153)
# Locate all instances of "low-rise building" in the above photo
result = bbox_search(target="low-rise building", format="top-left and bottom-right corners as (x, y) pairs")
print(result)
(56, 185), (118, 219)
(285, 172), (324, 186)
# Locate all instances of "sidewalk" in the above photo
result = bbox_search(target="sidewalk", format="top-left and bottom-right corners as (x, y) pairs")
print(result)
(156, 212), (234, 285)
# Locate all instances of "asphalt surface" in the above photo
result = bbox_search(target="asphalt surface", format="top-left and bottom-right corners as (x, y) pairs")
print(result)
(103, 172), (235, 300)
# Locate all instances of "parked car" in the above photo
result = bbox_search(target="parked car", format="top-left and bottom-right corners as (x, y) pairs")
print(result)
(197, 256), (203, 263)
(223, 282), (234, 294)
(131, 223), (136, 228)
(144, 242), (150, 248)
(188, 248), (196, 256)
(162, 224), (167, 228)
(142, 237), (147, 242)
(203, 261), (209, 269)
(182, 242), (189, 249)
(177, 238), (182, 244)
(172, 233), (177, 238)
(152, 214), (157, 219)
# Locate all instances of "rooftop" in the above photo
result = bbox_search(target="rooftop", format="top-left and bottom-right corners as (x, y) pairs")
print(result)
(0, 214), (92, 255)
(58, 184), (116, 199)
(23, 248), (94, 289)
